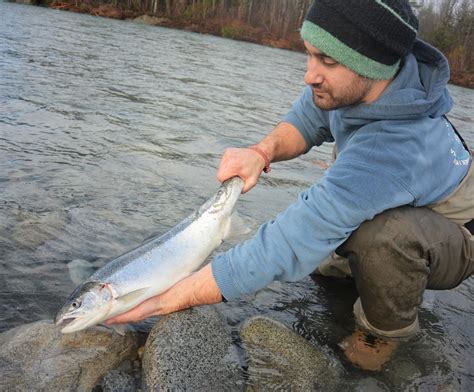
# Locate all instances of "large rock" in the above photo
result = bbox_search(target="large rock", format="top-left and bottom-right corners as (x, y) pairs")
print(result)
(0, 320), (138, 391)
(240, 316), (344, 391)
(142, 306), (243, 391)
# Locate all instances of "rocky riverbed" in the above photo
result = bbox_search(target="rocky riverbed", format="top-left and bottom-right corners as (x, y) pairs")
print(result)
(0, 306), (345, 391)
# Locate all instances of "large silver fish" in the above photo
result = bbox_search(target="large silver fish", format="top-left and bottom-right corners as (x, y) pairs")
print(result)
(55, 177), (245, 333)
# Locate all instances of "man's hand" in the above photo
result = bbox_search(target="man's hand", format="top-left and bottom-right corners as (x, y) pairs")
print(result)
(216, 122), (308, 193)
(105, 264), (222, 325)
(217, 147), (267, 193)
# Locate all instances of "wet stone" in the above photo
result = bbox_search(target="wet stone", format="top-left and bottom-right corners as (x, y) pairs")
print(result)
(240, 316), (344, 391)
(142, 306), (243, 391)
(0, 320), (139, 391)
(385, 357), (422, 388)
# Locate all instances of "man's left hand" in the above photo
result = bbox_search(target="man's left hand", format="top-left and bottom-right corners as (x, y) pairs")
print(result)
(105, 263), (223, 325)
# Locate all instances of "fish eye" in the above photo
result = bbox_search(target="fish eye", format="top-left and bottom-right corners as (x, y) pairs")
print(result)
(71, 301), (81, 309)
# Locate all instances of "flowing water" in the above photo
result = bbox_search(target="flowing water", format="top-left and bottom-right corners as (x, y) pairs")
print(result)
(1, 2), (473, 390)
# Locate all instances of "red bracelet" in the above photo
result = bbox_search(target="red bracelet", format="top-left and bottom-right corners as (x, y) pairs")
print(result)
(248, 146), (271, 173)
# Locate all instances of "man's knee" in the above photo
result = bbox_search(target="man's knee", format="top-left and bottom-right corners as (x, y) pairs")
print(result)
(338, 206), (426, 258)
(336, 207), (431, 334)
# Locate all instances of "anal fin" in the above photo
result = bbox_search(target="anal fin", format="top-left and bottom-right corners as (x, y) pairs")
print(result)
(223, 211), (252, 241)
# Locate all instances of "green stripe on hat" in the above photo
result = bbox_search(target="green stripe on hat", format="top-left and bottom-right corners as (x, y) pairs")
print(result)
(301, 20), (400, 80)
(374, 0), (418, 33)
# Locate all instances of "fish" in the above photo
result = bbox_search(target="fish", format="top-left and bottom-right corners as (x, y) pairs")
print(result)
(55, 177), (246, 333)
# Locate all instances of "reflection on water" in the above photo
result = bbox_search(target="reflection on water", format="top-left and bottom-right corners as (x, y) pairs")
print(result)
(1, 2), (473, 389)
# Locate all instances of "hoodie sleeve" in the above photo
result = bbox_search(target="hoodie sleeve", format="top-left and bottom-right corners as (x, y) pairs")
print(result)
(211, 152), (416, 300)
(283, 86), (333, 148)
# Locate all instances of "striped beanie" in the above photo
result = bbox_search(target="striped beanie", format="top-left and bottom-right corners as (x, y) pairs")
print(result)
(301, 0), (419, 80)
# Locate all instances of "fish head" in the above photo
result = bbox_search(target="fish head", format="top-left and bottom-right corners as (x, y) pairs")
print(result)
(55, 281), (114, 333)
(211, 177), (244, 214)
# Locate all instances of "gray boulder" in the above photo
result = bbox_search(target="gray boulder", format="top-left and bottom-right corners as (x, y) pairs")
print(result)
(142, 306), (243, 391)
(240, 316), (344, 391)
(0, 320), (138, 391)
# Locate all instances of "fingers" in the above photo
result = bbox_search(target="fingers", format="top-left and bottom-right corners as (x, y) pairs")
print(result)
(216, 148), (242, 182)
(217, 147), (265, 192)
(105, 296), (161, 325)
(106, 285), (188, 325)
(241, 175), (259, 193)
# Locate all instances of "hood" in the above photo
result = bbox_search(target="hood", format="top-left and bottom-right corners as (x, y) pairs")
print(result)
(341, 39), (453, 122)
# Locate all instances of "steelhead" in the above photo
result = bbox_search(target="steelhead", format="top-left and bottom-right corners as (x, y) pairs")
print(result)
(55, 177), (245, 333)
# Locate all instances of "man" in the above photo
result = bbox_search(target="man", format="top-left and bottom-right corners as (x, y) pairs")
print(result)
(107, 0), (473, 371)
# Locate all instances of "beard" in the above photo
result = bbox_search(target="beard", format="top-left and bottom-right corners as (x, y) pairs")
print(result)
(311, 76), (375, 111)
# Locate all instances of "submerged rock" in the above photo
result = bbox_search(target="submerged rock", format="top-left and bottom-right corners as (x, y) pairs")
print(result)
(12, 210), (68, 249)
(240, 316), (344, 391)
(142, 306), (243, 390)
(349, 377), (390, 391)
(384, 357), (422, 389)
(0, 320), (138, 391)
(67, 259), (96, 286)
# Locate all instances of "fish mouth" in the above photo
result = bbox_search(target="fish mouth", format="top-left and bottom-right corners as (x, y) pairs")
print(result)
(54, 314), (83, 332)
(57, 316), (88, 333)
(56, 312), (108, 333)
(55, 317), (76, 327)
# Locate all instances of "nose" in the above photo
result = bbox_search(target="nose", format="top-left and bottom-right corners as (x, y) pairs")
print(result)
(304, 56), (324, 86)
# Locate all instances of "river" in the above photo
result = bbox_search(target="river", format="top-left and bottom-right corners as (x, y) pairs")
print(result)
(1, 2), (473, 390)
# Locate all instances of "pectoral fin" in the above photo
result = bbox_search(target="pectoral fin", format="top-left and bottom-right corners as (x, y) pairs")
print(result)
(116, 287), (150, 306)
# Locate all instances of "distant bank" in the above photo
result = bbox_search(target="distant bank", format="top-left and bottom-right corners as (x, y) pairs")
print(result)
(14, 0), (474, 89)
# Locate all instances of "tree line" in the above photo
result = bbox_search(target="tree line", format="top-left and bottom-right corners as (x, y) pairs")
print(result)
(107, 0), (313, 38)
(418, 0), (473, 75)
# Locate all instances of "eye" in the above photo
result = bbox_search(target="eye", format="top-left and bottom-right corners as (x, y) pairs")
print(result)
(322, 56), (338, 66)
(71, 301), (81, 309)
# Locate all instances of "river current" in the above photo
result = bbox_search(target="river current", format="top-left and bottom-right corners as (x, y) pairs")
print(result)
(1, 2), (473, 390)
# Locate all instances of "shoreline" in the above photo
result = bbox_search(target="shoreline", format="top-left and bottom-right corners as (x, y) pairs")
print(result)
(47, 2), (304, 50)
(17, 2), (474, 89)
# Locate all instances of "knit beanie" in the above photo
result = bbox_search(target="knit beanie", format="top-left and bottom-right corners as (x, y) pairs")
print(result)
(301, 0), (419, 80)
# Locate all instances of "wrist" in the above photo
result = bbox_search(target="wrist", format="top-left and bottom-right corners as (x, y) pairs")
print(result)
(193, 264), (223, 305)
(248, 145), (271, 173)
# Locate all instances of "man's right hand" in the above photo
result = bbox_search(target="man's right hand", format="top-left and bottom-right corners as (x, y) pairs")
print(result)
(217, 147), (268, 193)
(216, 122), (307, 193)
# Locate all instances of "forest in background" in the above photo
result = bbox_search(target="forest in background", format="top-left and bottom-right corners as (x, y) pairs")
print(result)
(31, 0), (474, 88)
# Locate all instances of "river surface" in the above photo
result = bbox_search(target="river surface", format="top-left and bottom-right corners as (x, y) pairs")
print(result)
(1, 2), (473, 390)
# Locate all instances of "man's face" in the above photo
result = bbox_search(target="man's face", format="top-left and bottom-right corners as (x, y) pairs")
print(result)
(304, 41), (375, 111)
